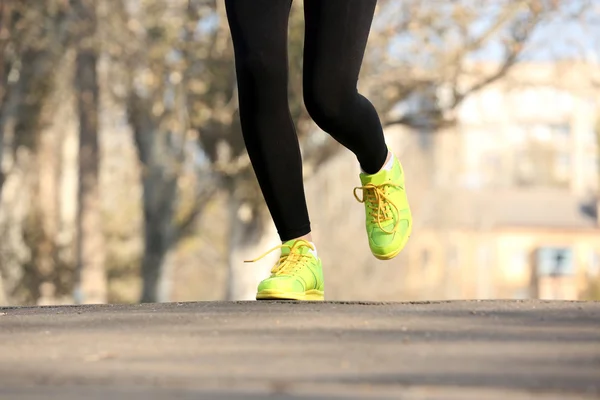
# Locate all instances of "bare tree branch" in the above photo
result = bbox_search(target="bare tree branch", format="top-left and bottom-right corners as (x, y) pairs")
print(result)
(453, 4), (544, 107)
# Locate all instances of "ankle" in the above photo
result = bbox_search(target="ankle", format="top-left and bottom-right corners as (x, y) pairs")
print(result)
(285, 233), (313, 243)
(284, 234), (318, 257)
(362, 150), (393, 175)
(379, 151), (394, 172)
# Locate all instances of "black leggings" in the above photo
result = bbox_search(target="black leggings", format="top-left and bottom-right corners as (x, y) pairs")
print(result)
(225, 0), (387, 241)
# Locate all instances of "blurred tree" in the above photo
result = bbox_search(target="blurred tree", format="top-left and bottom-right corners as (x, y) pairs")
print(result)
(108, 0), (216, 302)
(514, 139), (563, 188)
(0, 0), (71, 304)
(182, 1), (337, 300)
(0, 0), (10, 197)
(363, 0), (547, 127)
(72, 0), (107, 304)
(0, 0), (563, 304)
(185, 0), (549, 299)
(110, 0), (550, 301)
(106, 0), (320, 301)
(0, 1), (14, 301)
(596, 113), (600, 223)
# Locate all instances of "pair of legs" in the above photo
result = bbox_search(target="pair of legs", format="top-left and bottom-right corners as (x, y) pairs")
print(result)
(225, 0), (388, 242)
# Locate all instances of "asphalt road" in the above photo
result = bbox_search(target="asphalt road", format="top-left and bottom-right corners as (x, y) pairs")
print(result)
(0, 300), (599, 400)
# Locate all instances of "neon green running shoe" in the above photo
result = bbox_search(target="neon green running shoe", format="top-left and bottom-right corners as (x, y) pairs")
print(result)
(246, 239), (324, 301)
(354, 154), (412, 260)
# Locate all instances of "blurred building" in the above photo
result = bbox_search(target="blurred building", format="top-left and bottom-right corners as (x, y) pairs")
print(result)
(303, 61), (600, 301)
(414, 188), (599, 300)
(452, 61), (598, 195)
(407, 61), (600, 301)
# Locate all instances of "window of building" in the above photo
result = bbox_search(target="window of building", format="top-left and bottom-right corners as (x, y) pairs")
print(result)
(514, 150), (535, 186)
(583, 128), (597, 146)
(512, 249), (527, 268)
(512, 288), (530, 300)
(511, 123), (573, 188)
(585, 156), (599, 175)
(555, 153), (571, 183)
(531, 124), (552, 142)
(536, 247), (574, 277)
(504, 247), (529, 279)
(551, 123), (571, 141)
(508, 125), (527, 145)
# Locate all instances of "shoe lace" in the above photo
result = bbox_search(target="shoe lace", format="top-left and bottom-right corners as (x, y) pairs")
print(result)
(244, 240), (315, 275)
(353, 183), (402, 234)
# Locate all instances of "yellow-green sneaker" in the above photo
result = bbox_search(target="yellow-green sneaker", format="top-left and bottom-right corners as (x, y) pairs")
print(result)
(246, 239), (324, 301)
(354, 154), (412, 260)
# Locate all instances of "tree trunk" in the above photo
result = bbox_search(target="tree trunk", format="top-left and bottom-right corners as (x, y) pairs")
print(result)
(227, 194), (277, 301)
(128, 93), (179, 303)
(0, 115), (5, 199)
(14, 48), (61, 304)
(139, 182), (175, 303)
(0, 0), (9, 200)
(73, 0), (106, 304)
(140, 244), (174, 303)
(137, 152), (178, 302)
(596, 114), (600, 226)
(36, 128), (62, 305)
(140, 248), (166, 303)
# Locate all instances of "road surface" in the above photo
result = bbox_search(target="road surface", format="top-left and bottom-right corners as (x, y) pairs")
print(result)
(0, 300), (599, 399)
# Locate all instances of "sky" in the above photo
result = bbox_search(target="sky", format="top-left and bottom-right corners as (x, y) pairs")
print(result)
(471, 0), (600, 62)
(377, 0), (600, 66)
(197, 0), (600, 64)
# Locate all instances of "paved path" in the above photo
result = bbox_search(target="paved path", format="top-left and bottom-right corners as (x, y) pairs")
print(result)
(0, 300), (599, 399)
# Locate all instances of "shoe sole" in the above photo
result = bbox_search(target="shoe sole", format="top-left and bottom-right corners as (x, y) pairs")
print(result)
(372, 224), (412, 261)
(256, 289), (324, 301)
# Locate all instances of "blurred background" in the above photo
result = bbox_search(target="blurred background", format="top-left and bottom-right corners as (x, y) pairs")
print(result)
(0, 0), (599, 306)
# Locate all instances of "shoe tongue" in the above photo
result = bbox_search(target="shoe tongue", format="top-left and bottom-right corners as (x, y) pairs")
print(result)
(281, 240), (311, 257)
(360, 169), (389, 186)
